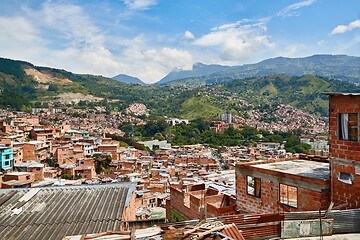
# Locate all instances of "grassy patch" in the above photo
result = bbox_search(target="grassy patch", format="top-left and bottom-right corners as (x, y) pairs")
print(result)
(170, 208), (187, 222)
(181, 97), (222, 120)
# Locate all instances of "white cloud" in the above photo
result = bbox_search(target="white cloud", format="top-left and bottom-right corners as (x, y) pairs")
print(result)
(331, 35), (360, 56)
(0, 16), (47, 64)
(317, 40), (326, 46)
(123, 0), (158, 10)
(184, 30), (195, 40)
(331, 19), (360, 35)
(123, 46), (193, 83)
(39, 3), (105, 48)
(193, 19), (275, 62)
(0, 2), (194, 83)
(280, 44), (307, 57)
(278, 0), (316, 17)
(17, 2), (123, 77)
(211, 19), (250, 31)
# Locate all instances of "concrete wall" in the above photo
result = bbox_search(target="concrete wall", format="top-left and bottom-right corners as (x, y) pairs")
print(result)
(281, 219), (333, 238)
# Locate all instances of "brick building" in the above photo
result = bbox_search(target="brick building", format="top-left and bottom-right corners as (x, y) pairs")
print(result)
(2, 172), (35, 188)
(325, 92), (360, 209)
(54, 145), (74, 164)
(98, 144), (119, 160)
(167, 183), (237, 221)
(23, 141), (51, 161)
(14, 161), (44, 181)
(75, 166), (96, 180)
(235, 156), (331, 214)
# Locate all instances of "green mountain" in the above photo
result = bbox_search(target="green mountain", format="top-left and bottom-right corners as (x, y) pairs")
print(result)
(0, 57), (360, 119)
(0, 57), (192, 115)
(112, 74), (146, 85)
(163, 54), (360, 86)
(221, 74), (359, 116)
(156, 62), (231, 85)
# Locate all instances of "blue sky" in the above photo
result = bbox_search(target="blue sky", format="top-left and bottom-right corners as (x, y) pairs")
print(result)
(0, 0), (359, 83)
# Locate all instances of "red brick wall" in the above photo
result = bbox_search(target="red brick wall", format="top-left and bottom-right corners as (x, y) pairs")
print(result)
(328, 95), (360, 160)
(23, 145), (37, 161)
(168, 187), (197, 220)
(236, 169), (330, 214)
(28, 167), (44, 181)
(168, 186), (237, 220)
(328, 94), (360, 209)
(331, 162), (360, 209)
(166, 187), (191, 219)
(236, 173), (279, 214)
(206, 203), (236, 218)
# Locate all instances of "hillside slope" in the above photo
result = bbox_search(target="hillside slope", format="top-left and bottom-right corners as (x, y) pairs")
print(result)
(156, 62), (231, 85)
(112, 74), (146, 85)
(164, 54), (360, 86)
(0, 57), (360, 119)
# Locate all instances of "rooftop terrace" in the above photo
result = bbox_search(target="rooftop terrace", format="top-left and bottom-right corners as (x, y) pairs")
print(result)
(252, 159), (330, 181)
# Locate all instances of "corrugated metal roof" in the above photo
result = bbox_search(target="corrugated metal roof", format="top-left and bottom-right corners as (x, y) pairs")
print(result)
(0, 183), (135, 240)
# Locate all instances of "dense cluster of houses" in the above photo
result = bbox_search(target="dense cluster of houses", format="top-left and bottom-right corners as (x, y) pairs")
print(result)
(0, 93), (359, 239)
(0, 107), (302, 224)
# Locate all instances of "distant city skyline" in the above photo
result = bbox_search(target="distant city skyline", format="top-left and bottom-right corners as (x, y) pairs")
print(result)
(0, 0), (359, 83)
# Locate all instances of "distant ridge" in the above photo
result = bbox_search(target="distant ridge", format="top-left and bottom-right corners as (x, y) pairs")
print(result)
(156, 62), (231, 85)
(112, 74), (146, 85)
(159, 54), (360, 86)
(0, 56), (360, 118)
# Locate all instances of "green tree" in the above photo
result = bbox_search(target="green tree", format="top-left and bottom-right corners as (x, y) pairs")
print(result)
(154, 132), (165, 141)
(94, 154), (112, 174)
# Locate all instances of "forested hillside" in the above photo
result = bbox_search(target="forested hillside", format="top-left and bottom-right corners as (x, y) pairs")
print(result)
(0, 57), (359, 119)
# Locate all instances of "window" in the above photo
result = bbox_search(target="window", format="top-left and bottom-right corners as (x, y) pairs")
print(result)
(246, 176), (261, 198)
(26, 175), (30, 180)
(337, 172), (353, 184)
(339, 113), (358, 141)
(356, 166), (360, 175)
(5, 154), (10, 159)
(4, 161), (9, 166)
(279, 184), (298, 208)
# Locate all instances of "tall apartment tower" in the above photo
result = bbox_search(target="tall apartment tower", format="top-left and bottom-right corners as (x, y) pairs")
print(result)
(325, 92), (360, 209)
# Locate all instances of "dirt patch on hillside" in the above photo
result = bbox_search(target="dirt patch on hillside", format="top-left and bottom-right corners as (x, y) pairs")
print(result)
(54, 92), (104, 104)
(24, 66), (72, 84)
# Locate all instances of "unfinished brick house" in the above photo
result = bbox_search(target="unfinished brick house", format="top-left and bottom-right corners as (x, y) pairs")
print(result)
(166, 183), (237, 221)
(235, 155), (331, 214)
(325, 92), (360, 209)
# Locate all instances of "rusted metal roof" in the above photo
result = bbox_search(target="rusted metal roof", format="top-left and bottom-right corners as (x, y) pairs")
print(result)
(219, 213), (284, 239)
(222, 223), (245, 240)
